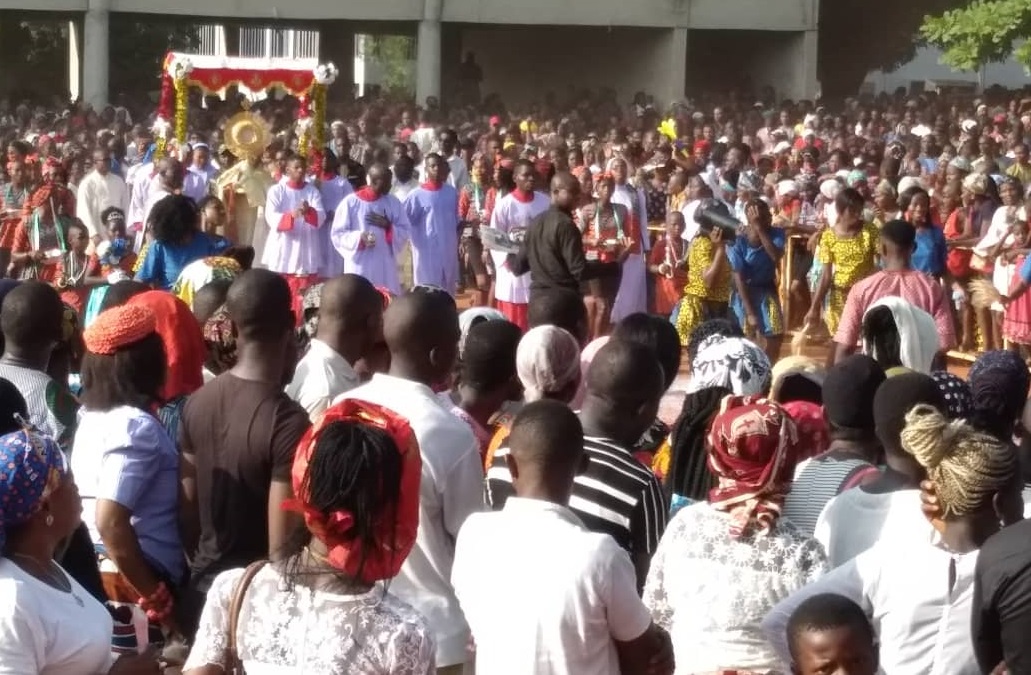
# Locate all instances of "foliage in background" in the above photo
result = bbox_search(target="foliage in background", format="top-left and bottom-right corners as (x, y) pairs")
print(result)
(357, 35), (415, 95)
(0, 14), (197, 104)
(818, 0), (969, 98)
(920, 0), (1031, 72)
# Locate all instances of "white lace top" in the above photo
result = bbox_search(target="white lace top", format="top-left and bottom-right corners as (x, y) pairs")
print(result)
(183, 564), (436, 674)
(642, 502), (828, 674)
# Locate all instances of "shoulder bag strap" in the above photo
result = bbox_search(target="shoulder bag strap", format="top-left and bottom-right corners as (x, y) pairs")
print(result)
(224, 560), (267, 674)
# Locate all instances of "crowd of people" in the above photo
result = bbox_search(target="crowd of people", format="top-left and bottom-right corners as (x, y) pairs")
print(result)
(1, 81), (1031, 673)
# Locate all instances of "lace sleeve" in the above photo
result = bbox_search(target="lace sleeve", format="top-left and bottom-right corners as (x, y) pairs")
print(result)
(386, 619), (437, 675)
(182, 568), (243, 671)
(643, 511), (683, 631)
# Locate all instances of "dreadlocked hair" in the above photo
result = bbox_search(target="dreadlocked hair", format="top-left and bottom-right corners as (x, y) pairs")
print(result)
(282, 420), (404, 588)
(861, 305), (902, 371)
(900, 404), (1017, 519)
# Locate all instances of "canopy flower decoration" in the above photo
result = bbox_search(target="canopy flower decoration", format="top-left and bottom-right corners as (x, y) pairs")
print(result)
(161, 52), (338, 162)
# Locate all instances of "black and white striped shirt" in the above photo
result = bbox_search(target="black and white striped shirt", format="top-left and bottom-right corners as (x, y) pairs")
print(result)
(486, 435), (668, 558)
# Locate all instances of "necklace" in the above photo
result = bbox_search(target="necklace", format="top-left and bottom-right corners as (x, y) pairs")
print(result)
(8, 553), (85, 607)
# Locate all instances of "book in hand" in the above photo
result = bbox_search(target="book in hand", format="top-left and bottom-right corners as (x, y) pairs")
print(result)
(480, 227), (522, 254)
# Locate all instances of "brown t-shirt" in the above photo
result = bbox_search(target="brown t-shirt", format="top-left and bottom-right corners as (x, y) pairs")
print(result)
(179, 373), (310, 592)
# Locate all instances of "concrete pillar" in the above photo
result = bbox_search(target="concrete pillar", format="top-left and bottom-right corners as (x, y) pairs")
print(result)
(800, 29), (819, 100)
(83, 0), (110, 109)
(68, 20), (81, 103)
(665, 27), (688, 107)
(416, 0), (443, 106)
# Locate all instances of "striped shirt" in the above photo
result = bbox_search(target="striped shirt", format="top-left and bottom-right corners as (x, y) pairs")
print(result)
(782, 453), (879, 537)
(486, 434), (668, 558)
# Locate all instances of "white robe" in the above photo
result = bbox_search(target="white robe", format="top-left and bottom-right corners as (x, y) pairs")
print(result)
(331, 191), (411, 294)
(489, 191), (550, 305)
(262, 182), (327, 276)
(318, 176), (354, 278)
(610, 183), (650, 321)
(404, 184), (461, 294)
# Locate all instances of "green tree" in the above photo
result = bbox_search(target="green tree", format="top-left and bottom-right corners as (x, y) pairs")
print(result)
(818, 0), (969, 98)
(358, 35), (414, 96)
(108, 15), (200, 100)
(920, 0), (1031, 71)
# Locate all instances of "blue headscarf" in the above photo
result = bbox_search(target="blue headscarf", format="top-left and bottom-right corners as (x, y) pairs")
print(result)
(0, 430), (68, 549)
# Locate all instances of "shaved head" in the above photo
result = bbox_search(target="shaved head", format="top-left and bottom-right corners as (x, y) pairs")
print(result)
(550, 170), (581, 210)
(384, 288), (460, 385)
(319, 274), (382, 325)
(227, 269), (293, 341)
(1, 281), (63, 348)
(585, 340), (663, 411)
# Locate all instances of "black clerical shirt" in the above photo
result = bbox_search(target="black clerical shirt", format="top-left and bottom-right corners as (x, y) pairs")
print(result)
(508, 205), (619, 294)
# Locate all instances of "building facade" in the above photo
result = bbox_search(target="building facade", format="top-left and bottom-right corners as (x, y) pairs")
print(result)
(3, 0), (820, 109)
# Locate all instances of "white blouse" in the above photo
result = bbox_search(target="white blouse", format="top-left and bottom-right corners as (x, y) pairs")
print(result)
(642, 502), (828, 674)
(762, 536), (982, 675)
(0, 558), (114, 675)
(184, 564), (436, 674)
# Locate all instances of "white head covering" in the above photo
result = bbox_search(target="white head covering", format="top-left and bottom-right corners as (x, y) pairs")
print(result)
(687, 335), (772, 396)
(820, 179), (841, 201)
(773, 140), (791, 154)
(862, 296), (940, 374)
(961, 119), (978, 133)
(516, 326), (582, 402)
(777, 180), (799, 197)
(459, 307), (507, 356)
(897, 176), (924, 196)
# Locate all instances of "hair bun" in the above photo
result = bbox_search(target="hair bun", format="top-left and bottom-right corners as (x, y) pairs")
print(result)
(900, 403), (951, 469)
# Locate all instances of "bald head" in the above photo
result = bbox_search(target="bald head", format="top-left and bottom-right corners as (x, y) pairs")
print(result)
(384, 288), (459, 385)
(317, 274), (384, 353)
(550, 170), (581, 210)
(585, 340), (664, 410)
(227, 269), (293, 341)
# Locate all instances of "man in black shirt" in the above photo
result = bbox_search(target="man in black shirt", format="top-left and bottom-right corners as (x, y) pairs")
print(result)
(973, 517), (1031, 674)
(509, 171), (619, 302)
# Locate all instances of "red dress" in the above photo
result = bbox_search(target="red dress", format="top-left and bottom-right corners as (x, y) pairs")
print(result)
(650, 236), (687, 316)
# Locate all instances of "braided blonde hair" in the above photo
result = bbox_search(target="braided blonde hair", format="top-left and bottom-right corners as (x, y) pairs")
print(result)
(900, 404), (1017, 519)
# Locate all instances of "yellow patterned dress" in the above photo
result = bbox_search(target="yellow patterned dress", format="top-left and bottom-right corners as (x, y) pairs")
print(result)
(815, 222), (879, 334)
(674, 235), (732, 345)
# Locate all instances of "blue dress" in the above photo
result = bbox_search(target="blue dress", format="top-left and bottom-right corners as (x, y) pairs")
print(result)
(727, 229), (786, 337)
(135, 232), (229, 291)
(912, 226), (947, 277)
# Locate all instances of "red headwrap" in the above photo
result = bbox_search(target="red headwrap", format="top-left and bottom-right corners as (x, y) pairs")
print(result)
(781, 401), (829, 462)
(83, 305), (156, 355)
(707, 395), (798, 538)
(283, 399), (421, 583)
(693, 140), (711, 155)
(127, 291), (205, 402)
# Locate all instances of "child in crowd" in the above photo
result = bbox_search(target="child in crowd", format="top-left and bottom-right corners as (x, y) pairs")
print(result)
(55, 219), (102, 314)
(96, 207), (137, 276)
(728, 199), (785, 360)
(901, 187), (947, 279)
(1002, 210), (1031, 349)
(806, 188), (879, 338)
(785, 593), (879, 675)
(673, 201), (732, 345)
(648, 210), (687, 317)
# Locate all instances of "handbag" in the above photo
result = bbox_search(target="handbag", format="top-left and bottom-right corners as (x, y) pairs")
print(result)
(223, 560), (267, 675)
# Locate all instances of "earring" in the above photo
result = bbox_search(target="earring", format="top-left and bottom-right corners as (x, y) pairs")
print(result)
(45, 514), (54, 527)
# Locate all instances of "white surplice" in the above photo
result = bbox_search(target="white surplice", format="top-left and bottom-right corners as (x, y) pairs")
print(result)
(489, 190), (550, 305)
(331, 189), (410, 293)
(262, 181), (327, 276)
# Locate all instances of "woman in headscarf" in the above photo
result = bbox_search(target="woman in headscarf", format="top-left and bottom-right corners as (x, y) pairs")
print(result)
(967, 349), (1030, 444)
(579, 171), (635, 339)
(171, 254), (245, 310)
(930, 370), (973, 420)
(688, 335), (773, 397)
(9, 158), (76, 282)
(0, 429), (162, 673)
(182, 399), (435, 673)
(945, 172), (999, 352)
(764, 404), (1021, 674)
(483, 325), (582, 480)
(771, 353), (829, 462)
(72, 303), (184, 643)
(457, 306), (506, 358)
(861, 296), (941, 374)
(644, 395), (827, 674)
(127, 291), (206, 442)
